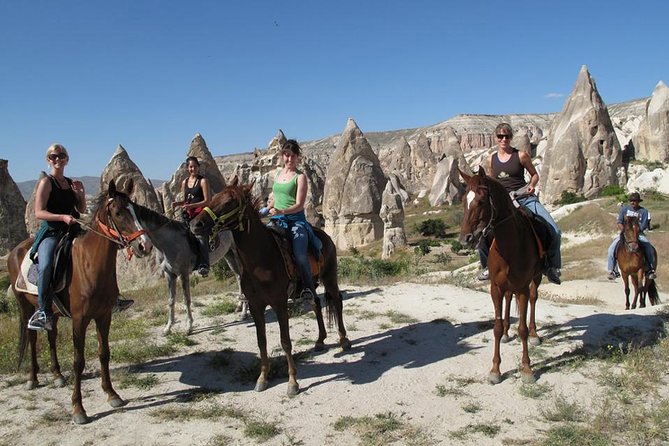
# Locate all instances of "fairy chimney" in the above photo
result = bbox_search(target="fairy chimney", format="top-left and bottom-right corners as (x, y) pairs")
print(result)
(380, 173), (407, 259)
(540, 65), (624, 205)
(100, 145), (162, 212)
(429, 126), (471, 206)
(632, 81), (669, 162)
(24, 171), (48, 237)
(322, 118), (386, 250)
(0, 159), (28, 253)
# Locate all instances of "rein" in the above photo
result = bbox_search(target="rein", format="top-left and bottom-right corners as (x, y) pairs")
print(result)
(202, 201), (248, 235)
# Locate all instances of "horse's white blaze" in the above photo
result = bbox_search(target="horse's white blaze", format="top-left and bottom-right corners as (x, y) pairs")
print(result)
(466, 191), (475, 210)
(127, 204), (153, 250)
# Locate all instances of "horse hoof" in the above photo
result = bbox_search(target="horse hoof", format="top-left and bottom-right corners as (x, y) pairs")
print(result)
(53, 376), (67, 388)
(255, 381), (269, 392)
(529, 336), (541, 347)
(521, 373), (536, 384)
(340, 338), (352, 351)
(488, 373), (502, 385)
(25, 380), (38, 391)
(162, 327), (172, 336)
(287, 383), (300, 396)
(108, 397), (126, 408)
(72, 413), (90, 425)
(314, 342), (327, 352)
(501, 335), (511, 343)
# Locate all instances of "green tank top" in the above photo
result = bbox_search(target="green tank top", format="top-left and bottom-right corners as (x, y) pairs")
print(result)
(272, 169), (300, 210)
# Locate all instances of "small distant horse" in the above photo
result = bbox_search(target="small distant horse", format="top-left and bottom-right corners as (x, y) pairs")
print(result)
(459, 168), (543, 384)
(616, 215), (660, 310)
(190, 178), (351, 395)
(7, 180), (153, 424)
(128, 202), (247, 334)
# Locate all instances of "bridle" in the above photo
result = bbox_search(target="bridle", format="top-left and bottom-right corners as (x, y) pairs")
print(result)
(201, 200), (248, 237)
(470, 184), (515, 242)
(77, 196), (146, 250)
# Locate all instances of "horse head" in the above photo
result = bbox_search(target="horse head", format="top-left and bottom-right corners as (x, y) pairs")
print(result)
(190, 176), (255, 237)
(102, 179), (153, 257)
(458, 167), (494, 248)
(622, 215), (641, 253)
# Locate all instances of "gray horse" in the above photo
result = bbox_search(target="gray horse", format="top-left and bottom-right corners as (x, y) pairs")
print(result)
(130, 202), (248, 334)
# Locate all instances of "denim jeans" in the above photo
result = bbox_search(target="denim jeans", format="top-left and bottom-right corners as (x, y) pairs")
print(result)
(607, 234), (655, 272)
(37, 235), (58, 316)
(291, 223), (315, 292)
(478, 196), (561, 269)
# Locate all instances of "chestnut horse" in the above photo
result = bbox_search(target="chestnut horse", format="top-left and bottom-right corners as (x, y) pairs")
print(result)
(459, 168), (542, 384)
(7, 180), (153, 424)
(616, 215), (660, 310)
(190, 178), (351, 395)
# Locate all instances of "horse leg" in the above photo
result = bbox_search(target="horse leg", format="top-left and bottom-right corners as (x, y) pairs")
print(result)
(332, 290), (351, 351)
(489, 285), (504, 384)
(630, 274), (639, 310)
(224, 250), (248, 321)
(163, 272), (178, 336)
(71, 317), (91, 424)
(639, 272), (647, 308)
(623, 274), (631, 310)
(311, 293), (328, 352)
(181, 273), (194, 335)
(47, 316), (66, 387)
(501, 292), (512, 343)
(274, 305), (299, 396)
(528, 280), (541, 347)
(96, 312), (125, 409)
(250, 304), (270, 392)
(17, 297), (39, 389)
(516, 289), (536, 384)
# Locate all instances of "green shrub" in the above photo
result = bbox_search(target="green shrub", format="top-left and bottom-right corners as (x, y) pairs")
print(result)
(555, 191), (586, 206)
(415, 219), (448, 237)
(212, 259), (235, 281)
(415, 242), (431, 256)
(449, 239), (464, 252)
(600, 185), (625, 197)
(338, 256), (410, 281)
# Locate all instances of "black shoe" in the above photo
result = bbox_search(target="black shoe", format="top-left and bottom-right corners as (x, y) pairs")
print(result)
(28, 311), (53, 331)
(198, 265), (209, 277)
(546, 267), (561, 285)
(647, 269), (657, 280)
(114, 298), (135, 313)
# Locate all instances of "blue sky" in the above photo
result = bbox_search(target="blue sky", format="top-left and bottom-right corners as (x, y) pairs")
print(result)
(1, 1), (667, 182)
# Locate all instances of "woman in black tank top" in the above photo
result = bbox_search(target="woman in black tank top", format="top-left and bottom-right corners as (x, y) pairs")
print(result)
(171, 156), (211, 276)
(28, 144), (86, 330)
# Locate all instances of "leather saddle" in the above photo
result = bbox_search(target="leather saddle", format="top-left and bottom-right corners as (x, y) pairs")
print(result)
(267, 224), (323, 292)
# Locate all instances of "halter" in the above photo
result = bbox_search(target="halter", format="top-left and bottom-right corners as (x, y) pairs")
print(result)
(81, 197), (146, 252)
(202, 201), (248, 236)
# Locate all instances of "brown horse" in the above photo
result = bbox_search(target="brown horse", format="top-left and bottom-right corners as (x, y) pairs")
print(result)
(459, 168), (542, 384)
(7, 180), (153, 424)
(616, 215), (660, 310)
(190, 178), (351, 395)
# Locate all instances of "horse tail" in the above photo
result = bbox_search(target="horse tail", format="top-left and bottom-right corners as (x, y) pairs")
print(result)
(647, 279), (661, 306)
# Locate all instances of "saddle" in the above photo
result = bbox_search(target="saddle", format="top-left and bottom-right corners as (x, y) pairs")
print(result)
(15, 229), (79, 318)
(518, 206), (551, 266)
(267, 224), (323, 293)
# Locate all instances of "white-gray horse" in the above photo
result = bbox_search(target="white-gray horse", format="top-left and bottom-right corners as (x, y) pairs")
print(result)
(130, 202), (248, 334)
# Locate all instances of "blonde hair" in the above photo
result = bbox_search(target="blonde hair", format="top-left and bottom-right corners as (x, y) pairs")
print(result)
(46, 143), (69, 160)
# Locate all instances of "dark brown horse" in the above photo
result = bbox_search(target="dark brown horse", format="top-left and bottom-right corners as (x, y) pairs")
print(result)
(616, 215), (660, 310)
(190, 178), (351, 395)
(459, 168), (542, 384)
(7, 180), (153, 424)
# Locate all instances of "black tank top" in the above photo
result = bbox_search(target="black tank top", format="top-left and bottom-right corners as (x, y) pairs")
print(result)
(47, 175), (79, 217)
(491, 150), (527, 192)
(184, 175), (204, 204)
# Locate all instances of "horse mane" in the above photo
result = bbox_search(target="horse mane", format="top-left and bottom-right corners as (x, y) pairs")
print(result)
(84, 190), (113, 226)
(479, 173), (516, 214)
(226, 183), (263, 214)
(131, 201), (185, 231)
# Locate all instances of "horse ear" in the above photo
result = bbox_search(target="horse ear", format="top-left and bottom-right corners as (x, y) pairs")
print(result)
(243, 178), (256, 195)
(477, 166), (487, 177)
(124, 178), (135, 196)
(231, 176), (239, 186)
(108, 180), (117, 195)
(458, 168), (471, 183)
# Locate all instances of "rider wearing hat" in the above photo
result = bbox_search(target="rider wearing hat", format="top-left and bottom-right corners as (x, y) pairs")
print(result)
(607, 192), (656, 280)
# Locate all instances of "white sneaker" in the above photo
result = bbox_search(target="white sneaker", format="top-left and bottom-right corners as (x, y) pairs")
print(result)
(478, 268), (489, 281)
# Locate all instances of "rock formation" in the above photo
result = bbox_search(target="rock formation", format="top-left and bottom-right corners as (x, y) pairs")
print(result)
(429, 126), (472, 206)
(161, 134), (226, 220)
(632, 81), (669, 162)
(380, 174), (407, 259)
(0, 159), (28, 254)
(101, 145), (162, 212)
(24, 171), (48, 237)
(539, 65), (624, 205)
(322, 118), (387, 250)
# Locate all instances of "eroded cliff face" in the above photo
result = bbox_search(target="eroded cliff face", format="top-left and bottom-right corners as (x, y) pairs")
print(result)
(0, 159), (28, 254)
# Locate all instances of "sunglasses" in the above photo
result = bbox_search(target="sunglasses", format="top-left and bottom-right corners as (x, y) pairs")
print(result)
(496, 134), (512, 140)
(48, 153), (68, 161)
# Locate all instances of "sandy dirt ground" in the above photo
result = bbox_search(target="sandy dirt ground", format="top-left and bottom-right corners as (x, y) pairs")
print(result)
(1, 271), (667, 446)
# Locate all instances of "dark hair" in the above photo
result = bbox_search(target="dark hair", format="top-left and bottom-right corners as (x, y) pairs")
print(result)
(186, 156), (200, 166)
(281, 139), (302, 156)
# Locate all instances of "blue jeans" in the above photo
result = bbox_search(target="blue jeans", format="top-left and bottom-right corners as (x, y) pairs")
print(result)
(479, 196), (562, 269)
(607, 234), (655, 272)
(291, 223), (315, 292)
(37, 235), (58, 317)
